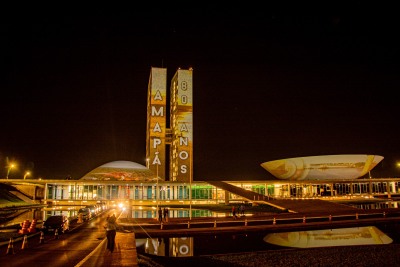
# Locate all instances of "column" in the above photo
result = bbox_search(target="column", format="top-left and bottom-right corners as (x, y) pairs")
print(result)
(386, 182), (391, 198)
(369, 181), (373, 196)
(350, 182), (353, 199)
(225, 190), (229, 204)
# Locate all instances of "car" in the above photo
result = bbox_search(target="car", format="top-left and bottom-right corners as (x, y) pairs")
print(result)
(42, 215), (70, 234)
(97, 202), (107, 211)
(86, 205), (99, 217)
(78, 208), (91, 221)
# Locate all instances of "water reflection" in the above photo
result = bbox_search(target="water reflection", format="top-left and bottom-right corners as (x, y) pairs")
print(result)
(0, 209), (42, 227)
(0, 207), (225, 228)
(142, 237), (193, 257)
(264, 226), (393, 248)
(349, 201), (400, 209)
(128, 207), (228, 219)
(137, 233), (280, 257)
(137, 226), (395, 258)
(2, 206), (85, 227)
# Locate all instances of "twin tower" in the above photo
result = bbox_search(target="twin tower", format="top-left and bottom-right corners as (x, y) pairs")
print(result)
(146, 67), (193, 183)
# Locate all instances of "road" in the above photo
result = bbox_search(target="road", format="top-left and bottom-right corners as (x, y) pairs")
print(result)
(0, 210), (116, 267)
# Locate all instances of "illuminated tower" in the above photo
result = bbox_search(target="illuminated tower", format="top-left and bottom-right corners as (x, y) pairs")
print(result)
(146, 67), (167, 180)
(146, 67), (193, 183)
(169, 68), (193, 182)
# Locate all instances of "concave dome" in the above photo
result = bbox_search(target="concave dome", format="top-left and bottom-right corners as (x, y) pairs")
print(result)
(80, 160), (157, 181)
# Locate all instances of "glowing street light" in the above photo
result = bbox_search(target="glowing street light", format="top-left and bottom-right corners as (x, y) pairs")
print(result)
(156, 157), (159, 211)
(6, 163), (16, 179)
(396, 162), (400, 176)
(23, 171), (31, 180)
(189, 145), (192, 220)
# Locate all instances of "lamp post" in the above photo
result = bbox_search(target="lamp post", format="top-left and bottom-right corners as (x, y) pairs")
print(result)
(6, 163), (15, 179)
(189, 145), (192, 220)
(156, 160), (159, 211)
(23, 171), (31, 180)
(397, 162), (400, 177)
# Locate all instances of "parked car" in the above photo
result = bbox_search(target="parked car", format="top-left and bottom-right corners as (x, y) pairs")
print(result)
(42, 215), (70, 234)
(86, 205), (99, 217)
(78, 207), (91, 221)
(97, 202), (107, 211)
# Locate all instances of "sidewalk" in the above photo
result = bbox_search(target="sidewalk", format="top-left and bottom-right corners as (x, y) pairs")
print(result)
(76, 230), (138, 267)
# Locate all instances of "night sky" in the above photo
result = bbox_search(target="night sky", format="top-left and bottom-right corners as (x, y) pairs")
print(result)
(1, 4), (400, 181)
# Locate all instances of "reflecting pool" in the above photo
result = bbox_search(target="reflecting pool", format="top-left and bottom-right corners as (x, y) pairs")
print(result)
(136, 225), (398, 258)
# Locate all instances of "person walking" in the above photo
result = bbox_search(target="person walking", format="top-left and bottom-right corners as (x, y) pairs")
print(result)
(232, 206), (237, 219)
(163, 207), (169, 222)
(240, 204), (245, 216)
(105, 214), (118, 253)
(158, 207), (163, 223)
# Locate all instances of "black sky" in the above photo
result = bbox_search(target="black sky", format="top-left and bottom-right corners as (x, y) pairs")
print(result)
(1, 3), (400, 180)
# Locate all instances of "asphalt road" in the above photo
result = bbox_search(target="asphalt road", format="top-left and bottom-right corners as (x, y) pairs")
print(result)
(0, 210), (115, 267)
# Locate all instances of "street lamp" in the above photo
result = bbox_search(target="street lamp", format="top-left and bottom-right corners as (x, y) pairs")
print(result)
(189, 145), (192, 220)
(6, 163), (16, 179)
(397, 162), (400, 177)
(23, 171), (31, 180)
(156, 158), (159, 211)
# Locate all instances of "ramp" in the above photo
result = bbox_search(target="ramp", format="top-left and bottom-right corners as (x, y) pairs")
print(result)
(10, 191), (34, 204)
(207, 181), (267, 201)
(207, 181), (359, 214)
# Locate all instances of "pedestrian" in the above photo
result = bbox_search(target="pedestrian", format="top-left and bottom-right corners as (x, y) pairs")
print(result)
(158, 207), (163, 223)
(240, 204), (245, 216)
(105, 214), (118, 253)
(232, 206), (237, 219)
(163, 207), (169, 222)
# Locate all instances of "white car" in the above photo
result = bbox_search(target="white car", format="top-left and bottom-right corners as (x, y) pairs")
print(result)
(78, 208), (91, 221)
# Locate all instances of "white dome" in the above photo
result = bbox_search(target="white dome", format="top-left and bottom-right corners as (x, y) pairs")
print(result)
(80, 160), (157, 181)
(99, 161), (148, 170)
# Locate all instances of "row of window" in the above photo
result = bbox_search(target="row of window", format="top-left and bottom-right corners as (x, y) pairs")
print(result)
(45, 181), (400, 201)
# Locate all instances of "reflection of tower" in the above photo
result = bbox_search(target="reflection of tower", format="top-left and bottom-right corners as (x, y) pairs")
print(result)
(169, 237), (193, 257)
(146, 67), (193, 183)
(145, 238), (166, 256)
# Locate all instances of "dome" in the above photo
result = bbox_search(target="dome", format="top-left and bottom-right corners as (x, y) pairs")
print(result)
(80, 160), (157, 181)
(261, 154), (384, 180)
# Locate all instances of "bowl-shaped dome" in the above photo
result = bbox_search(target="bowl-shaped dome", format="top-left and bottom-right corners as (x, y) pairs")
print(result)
(263, 226), (392, 248)
(80, 161), (157, 181)
(261, 154), (384, 180)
